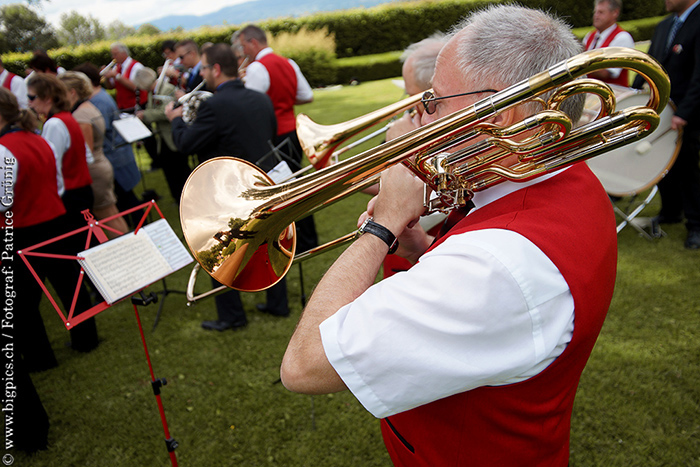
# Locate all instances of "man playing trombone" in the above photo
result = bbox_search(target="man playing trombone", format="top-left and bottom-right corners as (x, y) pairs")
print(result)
(281, 5), (618, 465)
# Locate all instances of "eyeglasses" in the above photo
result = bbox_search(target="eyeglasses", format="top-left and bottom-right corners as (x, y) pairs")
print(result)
(421, 89), (498, 115)
(27, 94), (37, 101)
(200, 64), (212, 70)
(178, 50), (192, 60)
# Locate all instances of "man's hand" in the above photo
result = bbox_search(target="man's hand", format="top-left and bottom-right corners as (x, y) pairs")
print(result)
(386, 111), (421, 141)
(671, 115), (687, 131)
(164, 101), (183, 121)
(359, 164), (433, 262)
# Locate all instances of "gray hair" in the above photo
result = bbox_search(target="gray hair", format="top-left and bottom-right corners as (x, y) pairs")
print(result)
(595, 0), (622, 12)
(110, 42), (130, 56)
(450, 4), (584, 122)
(401, 33), (447, 91)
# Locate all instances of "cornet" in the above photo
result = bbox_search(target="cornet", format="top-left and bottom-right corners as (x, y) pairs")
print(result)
(100, 60), (117, 76)
(179, 47), (670, 293)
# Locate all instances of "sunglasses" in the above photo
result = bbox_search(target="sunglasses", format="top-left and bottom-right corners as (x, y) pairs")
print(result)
(27, 94), (37, 101)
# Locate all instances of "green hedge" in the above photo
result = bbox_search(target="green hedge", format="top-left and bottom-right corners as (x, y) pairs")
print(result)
(1, 0), (669, 86)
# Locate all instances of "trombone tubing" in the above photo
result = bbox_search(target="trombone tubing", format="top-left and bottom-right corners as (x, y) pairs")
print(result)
(259, 47), (669, 220)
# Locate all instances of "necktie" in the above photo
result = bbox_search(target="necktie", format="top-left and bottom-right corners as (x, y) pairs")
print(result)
(591, 33), (600, 50)
(665, 17), (682, 54)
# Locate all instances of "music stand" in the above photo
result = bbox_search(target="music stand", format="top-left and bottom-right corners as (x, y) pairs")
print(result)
(18, 201), (190, 466)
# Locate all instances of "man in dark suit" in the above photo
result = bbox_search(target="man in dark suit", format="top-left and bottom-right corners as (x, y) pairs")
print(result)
(633, 0), (700, 249)
(166, 43), (289, 330)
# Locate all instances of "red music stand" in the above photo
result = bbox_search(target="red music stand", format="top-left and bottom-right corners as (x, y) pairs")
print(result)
(18, 200), (185, 466)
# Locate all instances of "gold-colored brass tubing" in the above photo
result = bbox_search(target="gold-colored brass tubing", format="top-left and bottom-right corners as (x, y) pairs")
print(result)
(180, 47), (671, 293)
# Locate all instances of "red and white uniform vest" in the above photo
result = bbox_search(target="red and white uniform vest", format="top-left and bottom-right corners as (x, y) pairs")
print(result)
(1, 71), (16, 90)
(50, 112), (92, 191)
(115, 59), (148, 110)
(258, 53), (297, 136)
(585, 25), (630, 87)
(380, 163), (617, 466)
(1, 130), (65, 228)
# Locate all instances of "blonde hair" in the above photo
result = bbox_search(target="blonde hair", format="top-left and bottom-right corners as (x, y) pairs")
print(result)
(59, 71), (93, 101)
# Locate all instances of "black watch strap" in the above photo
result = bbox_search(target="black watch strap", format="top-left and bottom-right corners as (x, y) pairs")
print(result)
(357, 217), (399, 254)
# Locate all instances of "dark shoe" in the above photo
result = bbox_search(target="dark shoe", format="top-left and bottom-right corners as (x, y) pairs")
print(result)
(201, 319), (247, 331)
(653, 214), (683, 224)
(255, 303), (290, 317)
(685, 230), (700, 250)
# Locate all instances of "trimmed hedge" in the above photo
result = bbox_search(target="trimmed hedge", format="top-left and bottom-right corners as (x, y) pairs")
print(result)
(1, 0), (669, 86)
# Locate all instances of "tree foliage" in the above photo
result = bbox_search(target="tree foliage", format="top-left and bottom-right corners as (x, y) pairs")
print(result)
(136, 23), (160, 36)
(106, 20), (136, 41)
(0, 3), (58, 53)
(57, 11), (105, 46)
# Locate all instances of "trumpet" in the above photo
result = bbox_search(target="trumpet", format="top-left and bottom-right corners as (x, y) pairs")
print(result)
(179, 47), (670, 293)
(100, 60), (117, 77)
(154, 58), (172, 96)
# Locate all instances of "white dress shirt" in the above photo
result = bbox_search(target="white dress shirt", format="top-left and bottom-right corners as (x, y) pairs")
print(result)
(42, 117), (94, 195)
(583, 23), (635, 78)
(320, 173), (575, 419)
(1, 69), (28, 109)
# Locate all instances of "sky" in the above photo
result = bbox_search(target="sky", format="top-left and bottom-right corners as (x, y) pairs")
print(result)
(0, 0), (251, 28)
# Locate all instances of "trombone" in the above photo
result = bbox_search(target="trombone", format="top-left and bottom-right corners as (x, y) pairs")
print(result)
(180, 47), (670, 295)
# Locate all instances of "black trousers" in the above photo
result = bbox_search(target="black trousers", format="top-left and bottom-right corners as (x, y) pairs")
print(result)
(658, 126), (700, 231)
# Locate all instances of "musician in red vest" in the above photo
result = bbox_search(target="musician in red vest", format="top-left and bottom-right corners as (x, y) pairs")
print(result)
(102, 42), (149, 111)
(583, 0), (635, 86)
(234, 24), (319, 310)
(25, 73), (100, 354)
(233, 25), (314, 157)
(0, 56), (28, 109)
(281, 5), (618, 466)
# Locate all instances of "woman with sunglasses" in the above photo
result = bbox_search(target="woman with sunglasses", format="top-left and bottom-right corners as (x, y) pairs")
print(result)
(59, 71), (128, 236)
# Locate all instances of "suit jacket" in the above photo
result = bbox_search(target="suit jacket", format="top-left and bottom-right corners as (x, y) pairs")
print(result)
(633, 6), (700, 128)
(171, 79), (277, 166)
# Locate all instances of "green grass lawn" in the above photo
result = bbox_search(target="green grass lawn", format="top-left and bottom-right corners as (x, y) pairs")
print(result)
(10, 78), (700, 466)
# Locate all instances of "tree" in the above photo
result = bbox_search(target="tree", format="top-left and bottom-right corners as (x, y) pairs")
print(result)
(136, 23), (160, 36)
(106, 20), (136, 41)
(57, 11), (105, 46)
(0, 4), (58, 53)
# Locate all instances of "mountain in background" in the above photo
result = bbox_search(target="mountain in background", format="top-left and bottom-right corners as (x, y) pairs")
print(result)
(139, 0), (399, 31)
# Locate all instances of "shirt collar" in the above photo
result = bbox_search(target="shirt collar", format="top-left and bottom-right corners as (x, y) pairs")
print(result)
(255, 47), (274, 61)
(678, 0), (700, 21)
(469, 167), (569, 213)
(596, 23), (619, 41)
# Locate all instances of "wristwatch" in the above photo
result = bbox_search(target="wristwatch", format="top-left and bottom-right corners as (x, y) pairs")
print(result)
(357, 217), (399, 254)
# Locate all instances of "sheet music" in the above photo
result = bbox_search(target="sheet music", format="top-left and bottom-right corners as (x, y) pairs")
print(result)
(78, 219), (192, 304)
(142, 219), (192, 270)
(113, 115), (152, 143)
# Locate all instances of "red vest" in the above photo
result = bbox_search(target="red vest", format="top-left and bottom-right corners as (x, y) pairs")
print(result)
(258, 53), (297, 135)
(1, 130), (66, 228)
(50, 112), (92, 191)
(115, 59), (149, 110)
(585, 25), (630, 87)
(380, 164), (617, 466)
(2, 71), (16, 90)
